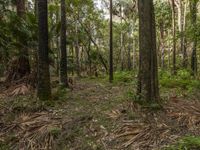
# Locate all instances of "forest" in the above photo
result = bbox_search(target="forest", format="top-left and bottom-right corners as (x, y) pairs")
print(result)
(1, 0), (200, 149)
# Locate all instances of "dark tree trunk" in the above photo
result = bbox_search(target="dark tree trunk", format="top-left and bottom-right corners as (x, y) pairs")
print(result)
(171, 0), (177, 75)
(128, 28), (132, 70)
(75, 23), (80, 77)
(137, 0), (160, 102)
(56, 8), (60, 76)
(37, 0), (51, 100)
(109, 0), (113, 82)
(34, 0), (38, 16)
(16, 0), (25, 17)
(60, 0), (68, 87)
(190, 0), (198, 76)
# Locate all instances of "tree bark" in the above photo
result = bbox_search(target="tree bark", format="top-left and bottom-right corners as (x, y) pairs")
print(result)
(75, 22), (81, 77)
(120, 5), (124, 71)
(37, 0), (51, 100)
(16, 0), (25, 17)
(60, 0), (68, 87)
(137, 0), (160, 102)
(190, 0), (198, 76)
(171, 0), (177, 75)
(109, 0), (113, 82)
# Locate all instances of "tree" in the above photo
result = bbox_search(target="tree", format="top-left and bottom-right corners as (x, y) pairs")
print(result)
(16, 0), (25, 17)
(190, 0), (198, 76)
(60, 0), (69, 87)
(5, 0), (31, 83)
(109, 0), (113, 82)
(137, 0), (160, 102)
(37, 0), (51, 100)
(171, 0), (177, 75)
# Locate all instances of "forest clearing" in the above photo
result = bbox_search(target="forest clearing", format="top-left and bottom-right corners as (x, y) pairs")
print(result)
(1, 0), (200, 149)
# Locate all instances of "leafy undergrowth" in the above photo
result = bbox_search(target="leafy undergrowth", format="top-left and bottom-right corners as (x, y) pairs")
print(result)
(0, 77), (200, 150)
(164, 136), (200, 150)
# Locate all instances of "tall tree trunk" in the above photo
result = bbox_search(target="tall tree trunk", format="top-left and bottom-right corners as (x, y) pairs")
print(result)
(16, 0), (25, 17)
(75, 22), (80, 77)
(171, 0), (177, 75)
(137, 0), (160, 102)
(34, 0), (38, 16)
(190, 0), (198, 76)
(160, 23), (165, 68)
(120, 5), (124, 71)
(37, 0), (51, 100)
(109, 0), (113, 82)
(181, 1), (187, 68)
(128, 29), (132, 71)
(60, 0), (68, 87)
(133, 38), (136, 70)
(56, 7), (60, 76)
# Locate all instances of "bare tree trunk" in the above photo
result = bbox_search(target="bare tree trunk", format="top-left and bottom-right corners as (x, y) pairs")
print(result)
(128, 28), (132, 71)
(133, 38), (137, 70)
(171, 0), (177, 75)
(60, 0), (68, 87)
(181, 1), (187, 68)
(109, 0), (113, 82)
(190, 0), (198, 76)
(137, 0), (160, 102)
(120, 5), (124, 71)
(37, 0), (51, 100)
(160, 23), (165, 68)
(75, 22), (80, 77)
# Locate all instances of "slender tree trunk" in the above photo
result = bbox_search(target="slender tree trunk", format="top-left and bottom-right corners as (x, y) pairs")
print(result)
(16, 0), (25, 17)
(37, 0), (51, 100)
(190, 0), (198, 76)
(109, 0), (113, 82)
(171, 0), (177, 75)
(60, 0), (68, 87)
(160, 23), (165, 68)
(56, 7), (60, 76)
(71, 45), (75, 76)
(35, 0), (38, 15)
(75, 22), (80, 77)
(181, 1), (187, 68)
(137, 0), (160, 102)
(127, 26), (132, 70)
(120, 5), (124, 71)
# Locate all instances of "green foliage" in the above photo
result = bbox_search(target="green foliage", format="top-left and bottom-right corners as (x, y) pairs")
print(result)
(164, 136), (200, 150)
(50, 127), (62, 138)
(0, 142), (10, 150)
(113, 71), (135, 83)
(52, 86), (70, 102)
(160, 70), (200, 91)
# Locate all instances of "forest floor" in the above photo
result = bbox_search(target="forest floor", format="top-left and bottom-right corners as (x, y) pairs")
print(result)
(1, 77), (200, 150)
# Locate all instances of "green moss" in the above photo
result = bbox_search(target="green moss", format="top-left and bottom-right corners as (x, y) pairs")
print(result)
(0, 143), (10, 150)
(164, 136), (200, 150)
